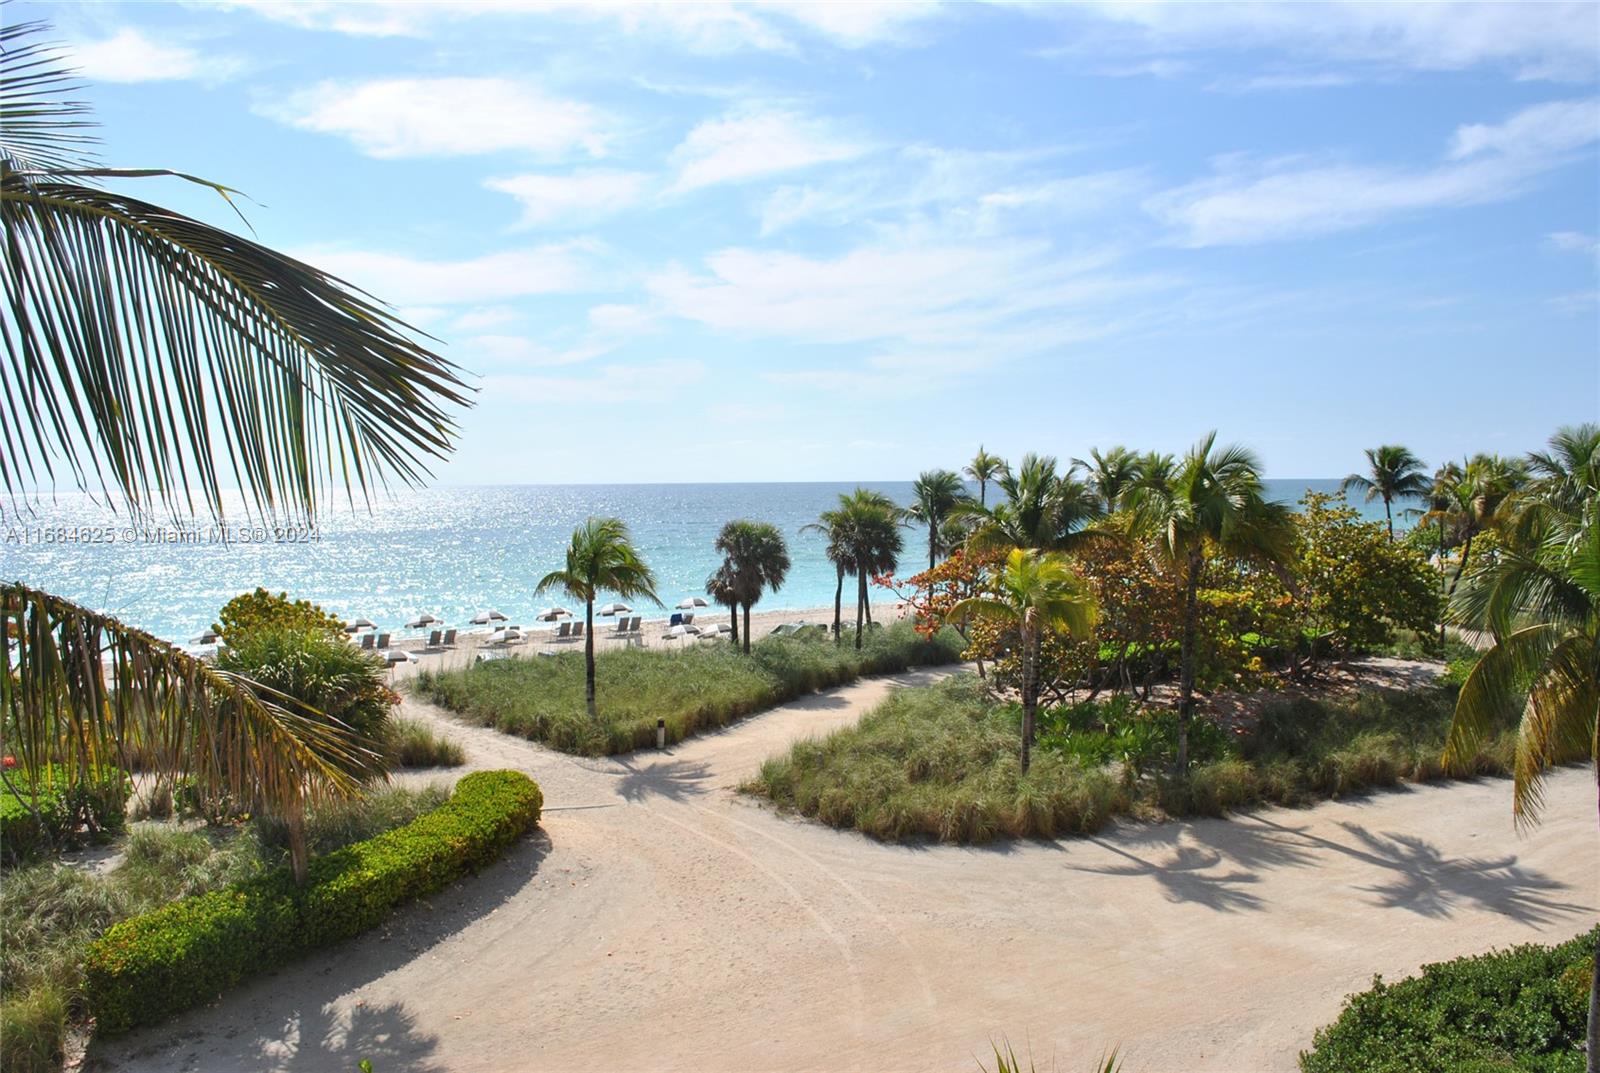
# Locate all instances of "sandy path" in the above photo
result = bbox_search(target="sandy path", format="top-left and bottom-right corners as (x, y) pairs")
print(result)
(95, 669), (1598, 1073)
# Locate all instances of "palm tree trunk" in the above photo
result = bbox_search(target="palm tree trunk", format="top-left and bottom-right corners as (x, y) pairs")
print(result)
(729, 602), (739, 645)
(979, 480), (986, 507)
(928, 523), (937, 572)
(1176, 551), (1202, 773)
(585, 599), (597, 717)
(742, 602), (752, 655)
(1020, 624), (1036, 774)
(855, 571), (866, 650)
(832, 565), (844, 645)
(1443, 530), (1477, 647)
(286, 796), (308, 886)
(1438, 516), (1449, 645)
(1384, 496), (1394, 542)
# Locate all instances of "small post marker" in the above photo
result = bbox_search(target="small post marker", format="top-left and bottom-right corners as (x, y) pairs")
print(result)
(657, 718), (666, 750)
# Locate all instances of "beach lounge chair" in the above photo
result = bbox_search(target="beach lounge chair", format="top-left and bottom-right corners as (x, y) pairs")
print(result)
(571, 622), (585, 640)
(375, 632), (391, 649)
(629, 615), (643, 634)
(553, 621), (573, 641)
(360, 633), (375, 650)
(442, 628), (457, 647)
(681, 612), (695, 626)
(608, 618), (630, 638)
(427, 629), (442, 648)
(669, 612), (683, 627)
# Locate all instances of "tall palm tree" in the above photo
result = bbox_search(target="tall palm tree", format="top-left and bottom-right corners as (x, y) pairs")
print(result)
(0, 19), (470, 882)
(1128, 433), (1294, 771)
(945, 549), (1096, 773)
(536, 518), (661, 716)
(1132, 451), (1177, 493)
(705, 562), (741, 645)
(964, 447), (1008, 507)
(714, 520), (792, 654)
(1517, 423), (1600, 542)
(1074, 446), (1140, 514)
(833, 489), (903, 649)
(802, 506), (855, 644)
(961, 453), (1104, 554)
(1442, 495), (1598, 1071)
(1427, 454), (1528, 614)
(1341, 444), (1430, 541)
(906, 469), (970, 571)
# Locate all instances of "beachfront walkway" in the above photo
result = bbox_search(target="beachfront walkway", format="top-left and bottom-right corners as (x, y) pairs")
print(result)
(96, 669), (1598, 1073)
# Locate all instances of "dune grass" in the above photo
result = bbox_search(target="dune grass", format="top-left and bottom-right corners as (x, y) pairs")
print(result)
(410, 622), (966, 755)
(0, 785), (447, 1073)
(746, 673), (1537, 844)
(384, 716), (468, 769)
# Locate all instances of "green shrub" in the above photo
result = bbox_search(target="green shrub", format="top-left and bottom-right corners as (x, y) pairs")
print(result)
(1301, 927), (1597, 1073)
(213, 587), (344, 640)
(216, 628), (397, 758)
(1, 766), (130, 866)
(384, 717), (468, 769)
(414, 621), (964, 755)
(84, 770), (541, 1035)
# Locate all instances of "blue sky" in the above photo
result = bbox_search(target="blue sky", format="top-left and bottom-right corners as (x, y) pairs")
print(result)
(28, 0), (1600, 484)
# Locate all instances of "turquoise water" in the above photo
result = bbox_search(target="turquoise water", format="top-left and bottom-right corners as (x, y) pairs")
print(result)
(2, 480), (1401, 642)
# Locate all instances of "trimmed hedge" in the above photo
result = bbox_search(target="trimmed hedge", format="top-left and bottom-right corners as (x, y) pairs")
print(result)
(1, 766), (130, 866)
(1300, 926), (1598, 1073)
(84, 770), (541, 1035)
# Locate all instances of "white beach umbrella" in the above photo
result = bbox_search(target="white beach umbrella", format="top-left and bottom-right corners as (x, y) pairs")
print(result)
(344, 618), (376, 633)
(471, 610), (509, 625)
(534, 606), (571, 622)
(663, 625), (688, 641)
(405, 613), (440, 629)
(190, 629), (220, 645)
(383, 650), (414, 666)
(675, 597), (708, 609)
(598, 602), (632, 616)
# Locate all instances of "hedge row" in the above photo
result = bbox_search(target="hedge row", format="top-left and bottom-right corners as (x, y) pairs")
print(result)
(84, 770), (542, 1035)
(1, 766), (130, 866)
(1301, 925), (1598, 1073)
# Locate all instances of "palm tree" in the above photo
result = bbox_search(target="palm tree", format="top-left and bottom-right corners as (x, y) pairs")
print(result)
(0, 20), (470, 884)
(714, 520), (792, 654)
(1341, 445), (1430, 541)
(1517, 423), (1600, 541)
(1074, 446), (1140, 514)
(1128, 433), (1294, 771)
(536, 518), (661, 716)
(961, 453), (1104, 554)
(964, 447), (1008, 507)
(945, 549), (1096, 773)
(1442, 494), (1598, 1071)
(705, 562), (741, 645)
(1132, 451), (1177, 492)
(802, 507), (855, 644)
(832, 489), (904, 649)
(1427, 454), (1528, 615)
(907, 469), (970, 571)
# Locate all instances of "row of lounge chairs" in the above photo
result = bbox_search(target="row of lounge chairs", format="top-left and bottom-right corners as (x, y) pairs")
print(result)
(359, 628), (461, 650)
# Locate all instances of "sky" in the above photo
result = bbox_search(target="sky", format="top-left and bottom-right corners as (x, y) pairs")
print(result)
(23, 0), (1600, 484)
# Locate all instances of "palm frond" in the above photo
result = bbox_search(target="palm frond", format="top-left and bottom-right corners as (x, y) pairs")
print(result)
(1512, 635), (1599, 826)
(1, 582), (373, 814)
(1443, 622), (1559, 773)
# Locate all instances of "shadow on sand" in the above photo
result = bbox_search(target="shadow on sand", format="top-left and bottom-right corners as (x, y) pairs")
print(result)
(88, 831), (552, 1073)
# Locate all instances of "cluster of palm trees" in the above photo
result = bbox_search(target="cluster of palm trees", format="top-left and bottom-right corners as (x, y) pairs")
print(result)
(804, 490), (905, 649)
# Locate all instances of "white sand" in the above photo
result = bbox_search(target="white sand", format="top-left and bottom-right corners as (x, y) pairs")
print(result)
(96, 666), (1598, 1073)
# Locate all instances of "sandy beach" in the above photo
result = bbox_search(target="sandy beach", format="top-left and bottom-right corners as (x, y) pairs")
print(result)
(376, 601), (911, 682)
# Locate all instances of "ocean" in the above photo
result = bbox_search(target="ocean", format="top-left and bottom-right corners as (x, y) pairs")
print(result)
(2, 480), (1401, 643)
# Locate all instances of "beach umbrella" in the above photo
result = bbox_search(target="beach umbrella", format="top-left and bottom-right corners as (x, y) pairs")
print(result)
(534, 607), (571, 622)
(405, 613), (440, 629)
(383, 650), (414, 666)
(675, 597), (708, 610)
(663, 625), (688, 641)
(190, 629), (220, 645)
(598, 602), (632, 616)
(344, 618), (376, 633)
(471, 610), (509, 625)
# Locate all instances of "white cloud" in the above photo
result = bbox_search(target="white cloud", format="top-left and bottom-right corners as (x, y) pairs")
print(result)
(669, 108), (869, 192)
(1148, 99), (1600, 246)
(265, 78), (611, 159)
(452, 307), (525, 331)
(1450, 99), (1600, 160)
(1547, 231), (1600, 255)
(224, 0), (941, 51)
(464, 334), (611, 368)
(485, 170), (652, 228)
(587, 303), (660, 335)
(1066, 1), (1600, 81)
(294, 242), (609, 305)
(65, 28), (238, 83)
(484, 359), (706, 404)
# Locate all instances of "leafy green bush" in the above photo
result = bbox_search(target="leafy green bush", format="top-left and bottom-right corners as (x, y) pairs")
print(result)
(1038, 697), (1232, 776)
(1, 766), (130, 866)
(84, 770), (541, 1035)
(216, 627), (397, 754)
(0, 788), (448, 1073)
(1300, 927), (1597, 1073)
(213, 587), (344, 640)
(414, 621), (964, 755)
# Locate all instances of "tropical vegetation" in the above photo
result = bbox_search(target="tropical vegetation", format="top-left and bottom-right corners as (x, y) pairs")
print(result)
(413, 622), (964, 755)
(713, 520), (793, 654)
